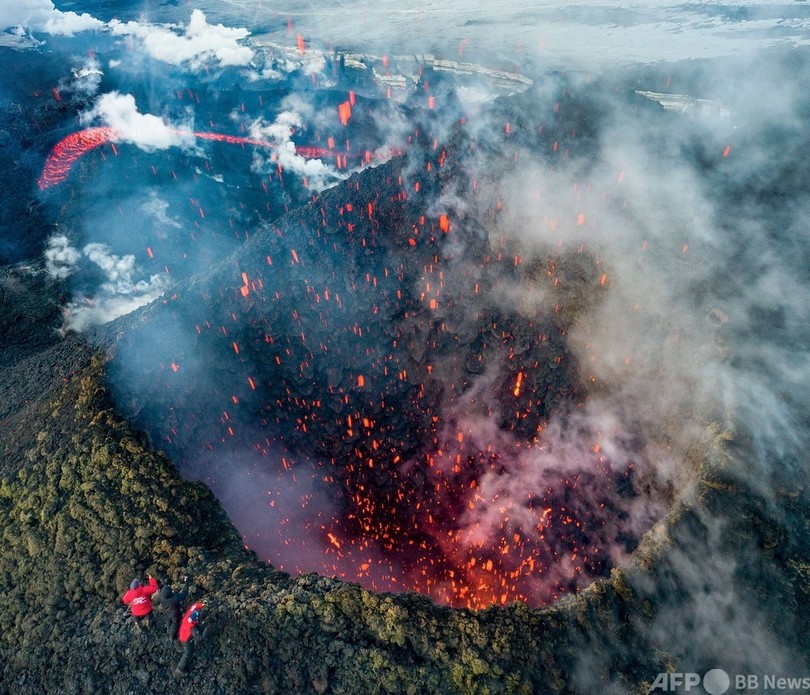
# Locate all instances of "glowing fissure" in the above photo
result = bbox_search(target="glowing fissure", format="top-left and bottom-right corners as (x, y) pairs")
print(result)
(37, 127), (377, 190)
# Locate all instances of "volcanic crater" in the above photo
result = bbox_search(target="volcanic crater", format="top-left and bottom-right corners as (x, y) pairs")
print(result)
(95, 113), (686, 609)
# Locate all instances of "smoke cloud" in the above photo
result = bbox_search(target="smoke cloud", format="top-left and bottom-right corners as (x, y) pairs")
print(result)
(141, 193), (181, 230)
(524, 56), (810, 685)
(109, 10), (253, 69)
(44, 235), (167, 331)
(249, 109), (346, 192)
(60, 58), (104, 97)
(0, 0), (103, 36)
(80, 92), (195, 152)
(44, 234), (80, 280)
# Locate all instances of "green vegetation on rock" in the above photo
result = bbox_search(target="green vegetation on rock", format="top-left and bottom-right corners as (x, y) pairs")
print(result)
(0, 348), (808, 694)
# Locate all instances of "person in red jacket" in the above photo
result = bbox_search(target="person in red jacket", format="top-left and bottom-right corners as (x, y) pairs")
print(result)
(175, 601), (206, 677)
(122, 574), (159, 629)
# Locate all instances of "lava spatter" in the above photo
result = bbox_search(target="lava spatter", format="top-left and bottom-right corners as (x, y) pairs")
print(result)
(101, 114), (643, 609)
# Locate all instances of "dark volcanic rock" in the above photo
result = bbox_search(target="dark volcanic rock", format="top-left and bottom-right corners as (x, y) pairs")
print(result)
(1, 346), (809, 694)
(0, 275), (808, 693)
(2, 67), (810, 692)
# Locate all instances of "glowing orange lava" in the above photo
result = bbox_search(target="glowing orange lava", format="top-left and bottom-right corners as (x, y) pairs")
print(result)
(37, 127), (379, 190)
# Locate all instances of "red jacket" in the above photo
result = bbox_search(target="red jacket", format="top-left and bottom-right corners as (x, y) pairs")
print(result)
(122, 578), (159, 617)
(178, 601), (205, 642)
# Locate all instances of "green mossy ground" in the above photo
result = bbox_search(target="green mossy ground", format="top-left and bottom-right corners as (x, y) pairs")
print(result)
(0, 351), (808, 694)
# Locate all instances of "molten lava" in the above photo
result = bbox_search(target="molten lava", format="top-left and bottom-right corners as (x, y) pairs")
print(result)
(37, 127), (113, 190)
(37, 127), (375, 190)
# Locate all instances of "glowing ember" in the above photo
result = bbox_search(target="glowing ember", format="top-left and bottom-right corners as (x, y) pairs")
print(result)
(111, 150), (628, 609)
(338, 101), (352, 127)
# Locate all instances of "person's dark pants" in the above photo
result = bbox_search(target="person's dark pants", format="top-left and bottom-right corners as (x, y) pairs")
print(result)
(167, 609), (181, 639)
(177, 625), (202, 673)
(177, 639), (195, 673)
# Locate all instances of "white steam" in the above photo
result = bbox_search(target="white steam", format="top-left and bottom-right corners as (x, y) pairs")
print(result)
(109, 9), (253, 69)
(44, 234), (80, 280)
(141, 193), (181, 230)
(43, 235), (167, 331)
(0, 0), (103, 37)
(249, 109), (346, 192)
(67, 58), (103, 96)
(80, 92), (195, 152)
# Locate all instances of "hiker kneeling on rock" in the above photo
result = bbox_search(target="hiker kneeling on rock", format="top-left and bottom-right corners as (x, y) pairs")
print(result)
(122, 574), (159, 629)
(175, 601), (207, 677)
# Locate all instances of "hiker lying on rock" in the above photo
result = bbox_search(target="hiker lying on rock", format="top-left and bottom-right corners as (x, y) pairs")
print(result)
(153, 575), (189, 639)
(175, 600), (207, 677)
(122, 574), (159, 629)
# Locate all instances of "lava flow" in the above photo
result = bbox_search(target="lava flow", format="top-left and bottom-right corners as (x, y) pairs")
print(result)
(37, 127), (371, 190)
(37, 127), (112, 190)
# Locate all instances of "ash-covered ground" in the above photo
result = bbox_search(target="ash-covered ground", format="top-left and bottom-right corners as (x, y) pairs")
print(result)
(3, 3), (810, 693)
